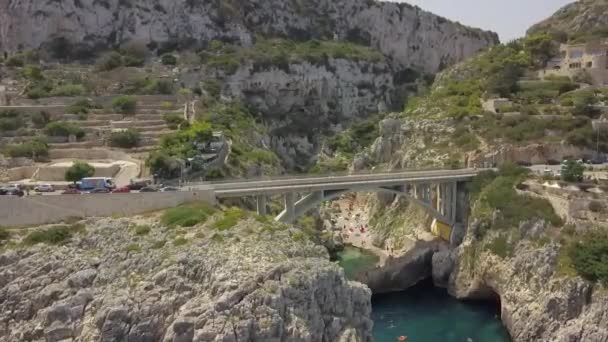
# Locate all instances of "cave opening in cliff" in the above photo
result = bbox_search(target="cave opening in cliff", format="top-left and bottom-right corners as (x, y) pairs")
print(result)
(371, 278), (510, 341)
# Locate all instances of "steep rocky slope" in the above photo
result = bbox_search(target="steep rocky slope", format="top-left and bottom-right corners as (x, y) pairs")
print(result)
(215, 57), (393, 169)
(528, 0), (608, 41)
(438, 222), (608, 341)
(0, 210), (372, 341)
(0, 0), (497, 74)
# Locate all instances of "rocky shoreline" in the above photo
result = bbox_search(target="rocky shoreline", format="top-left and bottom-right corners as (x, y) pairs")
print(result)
(0, 214), (372, 342)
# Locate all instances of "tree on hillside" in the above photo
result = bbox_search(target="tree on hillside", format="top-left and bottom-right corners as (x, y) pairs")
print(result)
(65, 161), (95, 183)
(561, 159), (584, 183)
(147, 152), (181, 179)
(486, 62), (523, 97)
(524, 34), (558, 68)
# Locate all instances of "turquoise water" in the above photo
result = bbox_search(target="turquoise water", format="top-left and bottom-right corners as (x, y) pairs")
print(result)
(336, 246), (511, 342)
(336, 245), (380, 279)
(372, 280), (511, 342)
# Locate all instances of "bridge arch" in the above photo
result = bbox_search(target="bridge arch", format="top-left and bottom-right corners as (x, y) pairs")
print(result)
(210, 169), (478, 232)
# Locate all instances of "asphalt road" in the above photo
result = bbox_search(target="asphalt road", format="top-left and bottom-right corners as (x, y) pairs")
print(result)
(529, 163), (608, 173)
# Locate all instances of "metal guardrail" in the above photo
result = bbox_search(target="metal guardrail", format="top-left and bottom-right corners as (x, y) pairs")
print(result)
(185, 167), (476, 186)
(186, 169), (483, 194)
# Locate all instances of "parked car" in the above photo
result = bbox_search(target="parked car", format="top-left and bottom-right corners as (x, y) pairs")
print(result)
(516, 161), (532, 167)
(89, 188), (111, 194)
(62, 189), (82, 195)
(129, 179), (152, 190)
(112, 186), (131, 193)
(590, 159), (605, 165)
(139, 187), (159, 193)
(161, 187), (179, 192)
(546, 159), (560, 165)
(35, 184), (55, 192)
(3, 185), (24, 197)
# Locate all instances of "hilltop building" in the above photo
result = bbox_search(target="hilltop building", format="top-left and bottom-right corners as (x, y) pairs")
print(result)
(540, 41), (608, 85)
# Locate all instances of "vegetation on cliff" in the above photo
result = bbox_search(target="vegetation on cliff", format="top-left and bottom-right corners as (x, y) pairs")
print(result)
(527, 0), (608, 43)
(403, 33), (608, 157)
(471, 165), (562, 229)
(0, 204), (372, 341)
(201, 38), (385, 74)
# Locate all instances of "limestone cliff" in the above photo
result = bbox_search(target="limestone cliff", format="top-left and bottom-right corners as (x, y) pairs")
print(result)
(527, 0), (608, 41)
(0, 214), (372, 341)
(438, 222), (608, 341)
(222, 59), (393, 169)
(0, 0), (497, 74)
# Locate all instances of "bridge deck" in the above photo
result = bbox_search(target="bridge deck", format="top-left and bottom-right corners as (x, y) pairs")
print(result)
(206, 169), (480, 197)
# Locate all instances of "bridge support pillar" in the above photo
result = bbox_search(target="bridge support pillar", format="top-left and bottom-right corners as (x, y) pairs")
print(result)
(450, 182), (457, 226)
(278, 192), (296, 223)
(256, 195), (267, 216)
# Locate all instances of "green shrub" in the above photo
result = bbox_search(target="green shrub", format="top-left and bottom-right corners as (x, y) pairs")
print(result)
(160, 101), (175, 109)
(0, 113), (25, 131)
(173, 237), (188, 246)
(292, 231), (306, 242)
(31, 110), (51, 128)
(112, 96), (137, 114)
(66, 98), (93, 115)
(126, 244), (142, 253)
(0, 227), (10, 241)
(485, 234), (513, 258)
(26, 86), (51, 99)
(50, 84), (86, 97)
(146, 152), (182, 179)
(472, 165), (561, 233)
(109, 129), (140, 148)
(151, 240), (166, 249)
(96, 51), (123, 71)
(45, 121), (85, 139)
(202, 79), (222, 98)
(568, 230), (608, 284)
(122, 54), (145, 67)
(65, 161), (95, 183)
(3, 139), (48, 159)
(161, 54), (177, 65)
(134, 225), (151, 235)
(561, 160), (584, 183)
(213, 207), (247, 231)
(5, 55), (24, 67)
(452, 127), (480, 151)
(22, 65), (44, 80)
(23, 224), (83, 245)
(163, 112), (186, 129)
(161, 203), (216, 227)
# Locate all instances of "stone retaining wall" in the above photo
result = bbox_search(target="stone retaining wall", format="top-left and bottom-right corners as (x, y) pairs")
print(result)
(0, 190), (215, 226)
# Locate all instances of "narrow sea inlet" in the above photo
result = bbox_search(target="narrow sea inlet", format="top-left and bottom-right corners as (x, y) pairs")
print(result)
(337, 246), (511, 342)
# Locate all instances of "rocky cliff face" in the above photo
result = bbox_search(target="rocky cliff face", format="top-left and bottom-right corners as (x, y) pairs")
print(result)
(438, 230), (608, 341)
(0, 0), (497, 74)
(0, 216), (372, 342)
(527, 0), (608, 40)
(223, 59), (393, 168)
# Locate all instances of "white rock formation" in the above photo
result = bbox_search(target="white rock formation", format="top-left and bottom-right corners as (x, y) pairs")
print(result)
(0, 216), (372, 341)
(0, 0), (497, 74)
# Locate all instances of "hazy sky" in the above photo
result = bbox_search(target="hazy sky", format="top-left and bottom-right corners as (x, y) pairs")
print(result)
(398, 0), (574, 42)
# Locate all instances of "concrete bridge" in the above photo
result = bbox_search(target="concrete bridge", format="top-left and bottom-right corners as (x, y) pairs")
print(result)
(209, 168), (482, 227)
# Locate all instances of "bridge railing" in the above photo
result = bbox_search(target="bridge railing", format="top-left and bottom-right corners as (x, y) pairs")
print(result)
(185, 167), (480, 187)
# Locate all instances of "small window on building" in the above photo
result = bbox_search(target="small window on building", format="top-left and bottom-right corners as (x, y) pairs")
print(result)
(587, 61), (593, 68)
(569, 63), (581, 69)
(554, 65), (561, 70)
(570, 50), (583, 58)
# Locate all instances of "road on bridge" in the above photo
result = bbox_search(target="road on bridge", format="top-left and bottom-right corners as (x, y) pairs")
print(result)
(186, 168), (482, 197)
